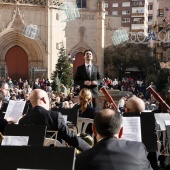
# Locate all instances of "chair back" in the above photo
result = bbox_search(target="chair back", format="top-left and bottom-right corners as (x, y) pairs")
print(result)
(77, 117), (93, 134)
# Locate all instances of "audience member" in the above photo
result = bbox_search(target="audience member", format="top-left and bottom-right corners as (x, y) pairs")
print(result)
(75, 108), (153, 170)
(18, 89), (90, 151)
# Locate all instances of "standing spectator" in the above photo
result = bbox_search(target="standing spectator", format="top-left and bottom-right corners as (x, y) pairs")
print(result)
(60, 83), (67, 95)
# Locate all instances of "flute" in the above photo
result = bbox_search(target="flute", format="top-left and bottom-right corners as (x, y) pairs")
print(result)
(147, 85), (170, 112)
(100, 87), (118, 111)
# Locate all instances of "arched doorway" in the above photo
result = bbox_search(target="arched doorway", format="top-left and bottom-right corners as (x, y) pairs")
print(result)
(73, 52), (84, 76)
(5, 45), (28, 81)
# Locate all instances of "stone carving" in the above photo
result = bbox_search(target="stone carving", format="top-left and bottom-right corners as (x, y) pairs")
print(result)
(49, 0), (62, 7)
(6, 7), (25, 30)
(0, 0), (46, 6)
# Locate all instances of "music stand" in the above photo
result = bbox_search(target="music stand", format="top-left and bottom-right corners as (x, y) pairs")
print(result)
(123, 112), (157, 152)
(52, 107), (79, 127)
(0, 146), (75, 170)
(4, 124), (46, 146)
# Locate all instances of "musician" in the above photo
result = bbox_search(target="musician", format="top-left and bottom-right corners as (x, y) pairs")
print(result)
(75, 109), (153, 170)
(74, 50), (102, 107)
(18, 89), (91, 152)
(125, 96), (145, 112)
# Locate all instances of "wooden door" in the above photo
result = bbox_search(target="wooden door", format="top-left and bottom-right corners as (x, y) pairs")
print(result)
(73, 52), (84, 76)
(5, 45), (28, 81)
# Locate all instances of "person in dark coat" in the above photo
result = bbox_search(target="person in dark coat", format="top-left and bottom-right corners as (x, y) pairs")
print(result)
(75, 109), (153, 170)
(19, 89), (90, 152)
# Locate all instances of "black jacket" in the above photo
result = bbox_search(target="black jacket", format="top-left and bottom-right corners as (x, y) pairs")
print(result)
(19, 106), (90, 151)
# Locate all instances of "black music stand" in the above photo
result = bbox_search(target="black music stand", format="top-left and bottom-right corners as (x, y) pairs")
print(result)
(123, 112), (157, 152)
(165, 125), (170, 152)
(52, 107), (79, 126)
(3, 124), (46, 146)
(0, 146), (75, 170)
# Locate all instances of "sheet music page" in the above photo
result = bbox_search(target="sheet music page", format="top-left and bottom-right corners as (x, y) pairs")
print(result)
(1, 136), (29, 146)
(121, 117), (141, 142)
(165, 120), (170, 126)
(62, 115), (67, 124)
(154, 113), (170, 130)
(4, 100), (26, 122)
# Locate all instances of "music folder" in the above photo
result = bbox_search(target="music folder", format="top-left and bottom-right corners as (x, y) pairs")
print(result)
(3, 124), (46, 146)
(123, 112), (157, 152)
(0, 146), (75, 170)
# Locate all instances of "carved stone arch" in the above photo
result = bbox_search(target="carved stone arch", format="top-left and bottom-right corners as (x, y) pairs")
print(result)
(0, 30), (46, 67)
(70, 47), (97, 64)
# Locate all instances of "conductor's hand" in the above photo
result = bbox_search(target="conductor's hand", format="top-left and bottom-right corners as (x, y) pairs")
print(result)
(84, 81), (92, 86)
(91, 81), (97, 85)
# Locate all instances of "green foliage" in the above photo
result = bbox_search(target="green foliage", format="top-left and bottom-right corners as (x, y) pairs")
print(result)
(104, 43), (159, 77)
(156, 70), (169, 92)
(51, 44), (72, 92)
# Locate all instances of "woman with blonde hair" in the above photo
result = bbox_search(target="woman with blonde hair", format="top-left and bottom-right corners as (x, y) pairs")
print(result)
(77, 88), (98, 135)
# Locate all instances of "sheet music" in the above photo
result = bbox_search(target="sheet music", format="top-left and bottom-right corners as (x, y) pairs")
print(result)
(154, 113), (170, 130)
(62, 115), (67, 124)
(121, 117), (142, 142)
(4, 100), (26, 122)
(1, 136), (29, 146)
(165, 120), (170, 126)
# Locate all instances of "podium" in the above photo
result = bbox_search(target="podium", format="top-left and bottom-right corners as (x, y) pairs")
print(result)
(0, 146), (75, 170)
(123, 112), (157, 152)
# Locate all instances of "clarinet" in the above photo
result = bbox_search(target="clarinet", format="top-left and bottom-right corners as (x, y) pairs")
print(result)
(147, 85), (170, 112)
(100, 87), (119, 111)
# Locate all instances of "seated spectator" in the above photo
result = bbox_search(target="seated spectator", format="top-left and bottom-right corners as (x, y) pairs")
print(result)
(75, 108), (153, 170)
(18, 89), (90, 151)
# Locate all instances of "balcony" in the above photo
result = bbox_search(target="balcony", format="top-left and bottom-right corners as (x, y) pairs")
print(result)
(132, 4), (144, 7)
(162, 42), (170, 50)
(131, 13), (144, 16)
(166, 24), (170, 32)
(131, 29), (144, 32)
(131, 21), (144, 24)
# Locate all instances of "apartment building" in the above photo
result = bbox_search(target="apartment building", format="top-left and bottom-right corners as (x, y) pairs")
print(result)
(153, 0), (170, 62)
(104, 0), (149, 35)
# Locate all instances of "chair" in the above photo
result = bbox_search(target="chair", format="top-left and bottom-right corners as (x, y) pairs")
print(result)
(76, 117), (93, 134)
(43, 130), (63, 147)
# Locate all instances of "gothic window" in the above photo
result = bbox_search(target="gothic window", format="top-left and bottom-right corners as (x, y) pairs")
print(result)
(77, 0), (86, 8)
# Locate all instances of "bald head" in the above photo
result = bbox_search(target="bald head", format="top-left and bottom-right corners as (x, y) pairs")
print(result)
(94, 109), (123, 138)
(126, 96), (145, 112)
(30, 89), (49, 110)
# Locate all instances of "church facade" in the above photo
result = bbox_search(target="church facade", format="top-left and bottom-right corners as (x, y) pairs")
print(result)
(0, 0), (121, 81)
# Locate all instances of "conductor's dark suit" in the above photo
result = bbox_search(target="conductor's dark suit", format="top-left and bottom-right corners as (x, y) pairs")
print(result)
(75, 137), (153, 170)
(18, 106), (90, 151)
(74, 64), (102, 97)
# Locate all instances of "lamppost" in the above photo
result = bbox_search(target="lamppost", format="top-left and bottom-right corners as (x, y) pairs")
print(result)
(119, 62), (124, 81)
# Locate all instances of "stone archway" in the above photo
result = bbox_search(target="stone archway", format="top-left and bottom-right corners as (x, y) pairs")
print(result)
(6, 45), (28, 80)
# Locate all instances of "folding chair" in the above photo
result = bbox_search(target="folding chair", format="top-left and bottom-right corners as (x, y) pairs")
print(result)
(44, 130), (63, 147)
(77, 117), (93, 134)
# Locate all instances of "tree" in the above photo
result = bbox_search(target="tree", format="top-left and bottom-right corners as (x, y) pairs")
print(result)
(104, 43), (159, 78)
(51, 44), (72, 92)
